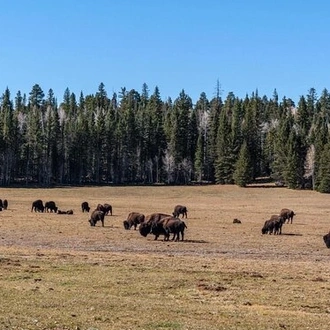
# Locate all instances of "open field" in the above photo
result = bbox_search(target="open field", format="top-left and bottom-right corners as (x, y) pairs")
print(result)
(0, 184), (330, 330)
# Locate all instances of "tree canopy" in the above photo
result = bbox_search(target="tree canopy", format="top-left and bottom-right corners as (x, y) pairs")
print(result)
(0, 83), (328, 192)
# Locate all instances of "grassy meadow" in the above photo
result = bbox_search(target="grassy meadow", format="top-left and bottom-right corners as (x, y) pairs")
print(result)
(0, 184), (330, 330)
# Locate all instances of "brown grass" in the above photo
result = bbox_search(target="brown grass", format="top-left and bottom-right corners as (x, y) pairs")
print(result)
(0, 184), (330, 330)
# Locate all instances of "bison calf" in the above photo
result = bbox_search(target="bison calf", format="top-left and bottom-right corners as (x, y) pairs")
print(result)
(173, 205), (188, 218)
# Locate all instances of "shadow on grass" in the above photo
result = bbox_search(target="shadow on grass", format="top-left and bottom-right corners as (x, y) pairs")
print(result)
(281, 233), (303, 236)
(183, 239), (209, 244)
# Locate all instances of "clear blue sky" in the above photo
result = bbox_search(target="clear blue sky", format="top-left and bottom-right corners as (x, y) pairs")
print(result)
(1, 0), (329, 105)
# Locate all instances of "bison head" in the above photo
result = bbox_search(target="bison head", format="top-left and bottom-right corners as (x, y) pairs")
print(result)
(323, 233), (330, 248)
(89, 218), (95, 227)
(123, 220), (130, 230)
(139, 223), (151, 237)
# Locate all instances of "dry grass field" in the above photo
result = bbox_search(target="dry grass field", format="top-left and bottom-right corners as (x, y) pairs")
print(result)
(0, 184), (330, 330)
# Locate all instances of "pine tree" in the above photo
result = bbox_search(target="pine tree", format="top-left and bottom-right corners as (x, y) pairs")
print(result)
(316, 143), (330, 193)
(29, 84), (45, 109)
(0, 87), (17, 185)
(215, 109), (234, 184)
(233, 141), (252, 187)
(206, 94), (222, 182)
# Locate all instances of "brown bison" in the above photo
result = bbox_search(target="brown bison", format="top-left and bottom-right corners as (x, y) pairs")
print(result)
(323, 232), (330, 248)
(261, 215), (285, 235)
(57, 209), (73, 215)
(89, 210), (105, 227)
(81, 201), (90, 212)
(139, 213), (171, 238)
(96, 203), (112, 215)
(45, 201), (58, 213)
(280, 208), (295, 224)
(162, 217), (187, 241)
(103, 203), (112, 216)
(31, 199), (44, 212)
(173, 205), (188, 218)
(3, 199), (8, 210)
(146, 216), (187, 241)
(123, 212), (145, 230)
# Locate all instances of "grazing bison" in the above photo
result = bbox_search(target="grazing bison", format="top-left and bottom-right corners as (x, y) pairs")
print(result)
(58, 209), (74, 215)
(261, 215), (285, 235)
(162, 217), (187, 241)
(81, 201), (90, 213)
(3, 199), (8, 210)
(280, 208), (295, 224)
(89, 210), (105, 227)
(45, 201), (58, 213)
(139, 213), (171, 238)
(31, 199), (44, 212)
(323, 232), (330, 248)
(262, 219), (275, 234)
(103, 203), (112, 216)
(172, 205), (188, 218)
(123, 212), (145, 230)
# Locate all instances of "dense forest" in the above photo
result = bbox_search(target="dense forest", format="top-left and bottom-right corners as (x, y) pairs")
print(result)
(0, 82), (329, 192)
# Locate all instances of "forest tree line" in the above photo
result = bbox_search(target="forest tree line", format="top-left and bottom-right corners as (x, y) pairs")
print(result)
(0, 82), (330, 192)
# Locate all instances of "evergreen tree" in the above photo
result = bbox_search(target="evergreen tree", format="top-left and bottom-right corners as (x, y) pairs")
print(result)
(233, 141), (252, 187)
(316, 143), (330, 193)
(0, 88), (17, 185)
(206, 94), (222, 182)
(296, 96), (311, 138)
(29, 84), (45, 109)
(215, 109), (234, 184)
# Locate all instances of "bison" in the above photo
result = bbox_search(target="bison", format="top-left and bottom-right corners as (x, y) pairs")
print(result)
(3, 199), (8, 210)
(280, 208), (295, 224)
(45, 201), (58, 213)
(123, 212), (145, 230)
(261, 215), (285, 235)
(31, 199), (44, 212)
(103, 203), (112, 216)
(172, 205), (188, 218)
(89, 210), (105, 227)
(162, 217), (187, 241)
(323, 232), (330, 248)
(58, 209), (74, 215)
(81, 201), (90, 213)
(139, 213), (171, 238)
(148, 216), (187, 241)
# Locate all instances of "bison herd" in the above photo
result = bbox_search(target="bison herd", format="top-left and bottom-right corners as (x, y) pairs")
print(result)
(6, 197), (330, 248)
(29, 199), (189, 242)
(125, 205), (189, 242)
